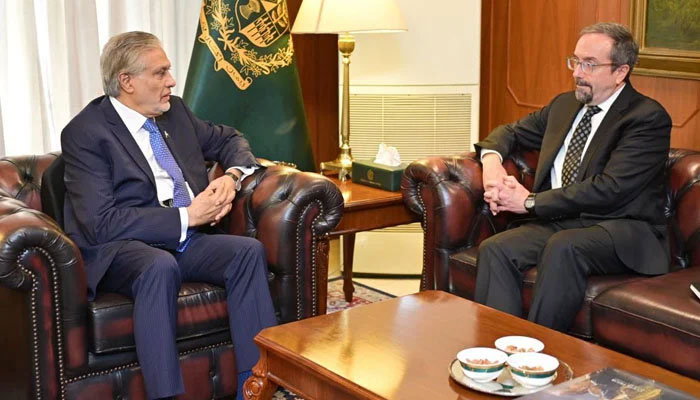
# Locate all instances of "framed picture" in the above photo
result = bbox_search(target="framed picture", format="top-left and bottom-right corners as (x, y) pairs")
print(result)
(629, 0), (700, 80)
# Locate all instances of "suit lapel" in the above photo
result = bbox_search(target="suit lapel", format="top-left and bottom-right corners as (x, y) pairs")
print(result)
(578, 84), (634, 181)
(100, 98), (156, 187)
(534, 96), (582, 191)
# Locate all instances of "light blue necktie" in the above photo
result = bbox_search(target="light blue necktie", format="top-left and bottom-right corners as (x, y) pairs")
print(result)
(143, 119), (194, 251)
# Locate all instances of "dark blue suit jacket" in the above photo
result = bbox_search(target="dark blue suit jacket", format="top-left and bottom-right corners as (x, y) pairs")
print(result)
(61, 95), (258, 299)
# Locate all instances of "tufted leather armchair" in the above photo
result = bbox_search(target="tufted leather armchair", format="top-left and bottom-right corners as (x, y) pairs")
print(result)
(402, 148), (700, 379)
(0, 153), (344, 399)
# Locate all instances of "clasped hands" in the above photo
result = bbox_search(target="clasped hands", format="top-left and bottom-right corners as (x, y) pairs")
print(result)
(186, 173), (239, 227)
(482, 154), (530, 215)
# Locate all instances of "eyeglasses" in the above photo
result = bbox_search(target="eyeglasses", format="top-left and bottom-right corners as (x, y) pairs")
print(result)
(566, 56), (618, 73)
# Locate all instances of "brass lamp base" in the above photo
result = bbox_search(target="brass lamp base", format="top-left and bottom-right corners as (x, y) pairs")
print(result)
(321, 153), (353, 181)
(322, 32), (356, 182)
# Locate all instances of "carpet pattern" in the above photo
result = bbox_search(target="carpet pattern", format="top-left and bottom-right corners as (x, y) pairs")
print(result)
(326, 278), (396, 313)
(272, 278), (395, 399)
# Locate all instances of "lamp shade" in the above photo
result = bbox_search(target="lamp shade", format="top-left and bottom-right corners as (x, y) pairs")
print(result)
(291, 0), (407, 34)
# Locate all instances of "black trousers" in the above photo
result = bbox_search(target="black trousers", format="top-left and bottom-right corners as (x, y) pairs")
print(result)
(474, 219), (630, 332)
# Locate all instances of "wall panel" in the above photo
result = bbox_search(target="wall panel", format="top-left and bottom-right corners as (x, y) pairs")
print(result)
(481, 0), (699, 150)
(288, 0), (339, 170)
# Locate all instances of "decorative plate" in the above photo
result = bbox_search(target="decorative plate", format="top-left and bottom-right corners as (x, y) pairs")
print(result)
(449, 359), (573, 397)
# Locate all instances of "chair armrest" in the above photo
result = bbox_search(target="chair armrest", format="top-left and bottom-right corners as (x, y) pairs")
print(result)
(229, 165), (344, 322)
(401, 153), (491, 290)
(0, 197), (88, 397)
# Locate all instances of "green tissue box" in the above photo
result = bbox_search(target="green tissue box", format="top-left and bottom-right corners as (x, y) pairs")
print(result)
(352, 160), (407, 191)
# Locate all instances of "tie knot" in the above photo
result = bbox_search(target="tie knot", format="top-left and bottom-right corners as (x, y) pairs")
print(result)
(586, 105), (602, 116)
(143, 119), (159, 134)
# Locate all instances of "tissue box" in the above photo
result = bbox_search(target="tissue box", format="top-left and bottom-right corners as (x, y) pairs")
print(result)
(352, 160), (408, 191)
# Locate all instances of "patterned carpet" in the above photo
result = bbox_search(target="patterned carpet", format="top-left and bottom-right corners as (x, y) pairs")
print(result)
(272, 277), (395, 399)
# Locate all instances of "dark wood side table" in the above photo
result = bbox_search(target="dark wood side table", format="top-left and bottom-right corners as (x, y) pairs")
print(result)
(328, 177), (418, 302)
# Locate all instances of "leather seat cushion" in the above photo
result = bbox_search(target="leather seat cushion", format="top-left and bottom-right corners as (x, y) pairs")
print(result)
(89, 282), (229, 354)
(448, 247), (479, 299)
(449, 248), (644, 338)
(591, 267), (700, 379)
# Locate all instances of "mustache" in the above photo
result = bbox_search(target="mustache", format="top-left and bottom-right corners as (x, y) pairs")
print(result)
(575, 78), (591, 88)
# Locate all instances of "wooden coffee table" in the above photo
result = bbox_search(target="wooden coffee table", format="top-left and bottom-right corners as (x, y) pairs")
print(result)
(243, 291), (700, 399)
(328, 177), (417, 302)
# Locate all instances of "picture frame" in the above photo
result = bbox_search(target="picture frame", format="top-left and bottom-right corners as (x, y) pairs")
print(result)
(629, 0), (700, 80)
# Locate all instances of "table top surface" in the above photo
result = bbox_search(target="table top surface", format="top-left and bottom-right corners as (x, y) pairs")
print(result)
(327, 177), (416, 236)
(329, 177), (404, 211)
(256, 291), (700, 399)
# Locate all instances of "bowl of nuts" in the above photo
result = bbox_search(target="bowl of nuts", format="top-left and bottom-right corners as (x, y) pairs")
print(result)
(494, 335), (545, 355)
(456, 347), (508, 382)
(506, 352), (559, 388)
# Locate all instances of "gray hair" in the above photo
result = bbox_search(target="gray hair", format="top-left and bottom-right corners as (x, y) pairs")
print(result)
(580, 22), (638, 81)
(100, 31), (162, 97)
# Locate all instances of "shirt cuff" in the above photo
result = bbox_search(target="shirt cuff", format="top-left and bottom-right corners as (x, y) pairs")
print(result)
(480, 149), (503, 163)
(178, 207), (189, 242)
(226, 166), (258, 191)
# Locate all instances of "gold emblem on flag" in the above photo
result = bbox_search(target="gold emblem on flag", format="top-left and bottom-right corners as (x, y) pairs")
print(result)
(198, 0), (294, 90)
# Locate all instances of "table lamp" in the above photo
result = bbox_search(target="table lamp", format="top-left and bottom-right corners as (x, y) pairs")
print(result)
(291, 0), (407, 180)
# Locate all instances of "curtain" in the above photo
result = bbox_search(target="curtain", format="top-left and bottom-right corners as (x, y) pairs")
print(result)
(0, 0), (201, 156)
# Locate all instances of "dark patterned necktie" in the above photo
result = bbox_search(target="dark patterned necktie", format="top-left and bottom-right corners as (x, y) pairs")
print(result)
(143, 119), (194, 251)
(561, 105), (602, 186)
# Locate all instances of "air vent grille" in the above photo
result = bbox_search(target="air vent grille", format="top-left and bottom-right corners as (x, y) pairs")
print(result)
(349, 93), (472, 161)
(348, 93), (473, 234)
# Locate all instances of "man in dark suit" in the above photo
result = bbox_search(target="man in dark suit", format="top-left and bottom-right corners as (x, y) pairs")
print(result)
(61, 31), (276, 399)
(473, 23), (671, 332)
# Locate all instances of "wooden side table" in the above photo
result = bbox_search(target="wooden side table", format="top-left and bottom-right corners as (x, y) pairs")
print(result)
(328, 177), (418, 302)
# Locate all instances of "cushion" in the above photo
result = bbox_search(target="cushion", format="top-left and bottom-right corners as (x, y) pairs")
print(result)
(592, 267), (700, 379)
(89, 282), (229, 354)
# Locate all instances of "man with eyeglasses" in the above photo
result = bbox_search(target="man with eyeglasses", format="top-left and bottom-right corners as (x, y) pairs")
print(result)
(473, 22), (671, 332)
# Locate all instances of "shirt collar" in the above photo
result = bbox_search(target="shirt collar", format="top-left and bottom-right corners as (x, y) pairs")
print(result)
(109, 96), (149, 135)
(591, 83), (625, 114)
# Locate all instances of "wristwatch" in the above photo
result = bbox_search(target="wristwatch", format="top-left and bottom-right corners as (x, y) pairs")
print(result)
(524, 193), (536, 216)
(224, 171), (241, 191)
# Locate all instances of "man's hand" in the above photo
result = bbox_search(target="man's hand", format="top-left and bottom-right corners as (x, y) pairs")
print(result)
(186, 174), (239, 226)
(208, 174), (238, 205)
(482, 153), (508, 215)
(492, 176), (530, 214)
(207, 174), (239, 223)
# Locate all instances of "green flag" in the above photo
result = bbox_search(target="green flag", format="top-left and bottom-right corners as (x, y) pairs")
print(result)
(183, 0), (315, 171)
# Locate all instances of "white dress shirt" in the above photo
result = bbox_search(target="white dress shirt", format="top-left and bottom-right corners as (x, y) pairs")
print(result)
(481, 84), (625, 189)
(109, 96), (255, 243)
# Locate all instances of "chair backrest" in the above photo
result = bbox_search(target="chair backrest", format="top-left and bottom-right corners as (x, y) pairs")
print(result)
(0, 153), (59, 211)
(40, 154), (65, 229)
